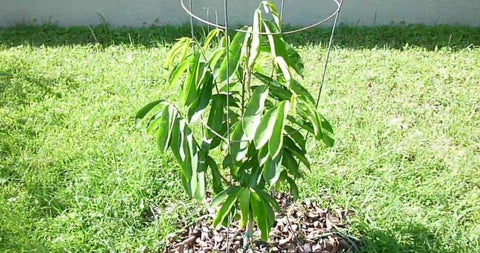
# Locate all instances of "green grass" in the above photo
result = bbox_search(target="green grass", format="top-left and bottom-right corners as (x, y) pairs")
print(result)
(1, 24), (479, 252)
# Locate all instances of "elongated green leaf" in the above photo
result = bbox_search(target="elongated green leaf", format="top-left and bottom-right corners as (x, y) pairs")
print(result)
(211, 186), (240, 207)
(188, 71), (214, 123)
(282, 149), (302, 178)
(255, 188), (280, 211)
(297, 97), (322, 139)
(217, 31), (247, 83)
(136, 100), (164, 123)
(286, 44), (304, 77)
(261, 1), (281, 28)
(269, 100), (290, 159)
(213, 187), (242, 228)
(183, 52), (201, 106)
(284, 136), (311, 169)
(164, 37), (190, 69)
(203, 29), (221, 50)
(285, 125), (306, 151)
(263, 150), (283, 185)
(231, 122), (249, 162)
(168, 56), (191, 88)
(250, 191), (269, 241)
(254, 106), (278, 149)
(254, 72), (292, 100)
(206, 95), (226, 140)
(291, 79), (315, 105)
(242, 85), (268, 140)
(258, 145), (269, 166)
(207, 156), (223, 194)
(281, 171), (299, 200)
(248, 9), (262, 67)
(209, 48), (225, 71)
(320, 114), (335, 147)
(238, 188), (251, 229)
(274, 56), (291, 86)
(157, 104), (178, 152)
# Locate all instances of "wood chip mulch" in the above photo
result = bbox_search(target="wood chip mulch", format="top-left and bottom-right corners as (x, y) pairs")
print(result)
(165, 194), (360, 253)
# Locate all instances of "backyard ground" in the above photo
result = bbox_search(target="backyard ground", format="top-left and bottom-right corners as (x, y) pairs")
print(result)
(0, 25), (479, 252)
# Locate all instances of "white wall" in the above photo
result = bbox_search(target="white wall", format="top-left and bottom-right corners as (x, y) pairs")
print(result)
(1, 0), (479, 27)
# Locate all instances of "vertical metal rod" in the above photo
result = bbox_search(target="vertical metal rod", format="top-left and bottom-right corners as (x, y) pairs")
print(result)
(280, 0), (285, 22)
(315, 0), (344, 108)
(188, 0), (195, 40)
(223, 0), (231, 249)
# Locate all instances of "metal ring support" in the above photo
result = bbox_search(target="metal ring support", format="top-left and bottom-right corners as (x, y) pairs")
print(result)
(180, 0), (342, 35)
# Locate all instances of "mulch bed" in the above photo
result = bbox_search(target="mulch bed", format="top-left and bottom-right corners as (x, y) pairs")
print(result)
(165, 194), (360, 253)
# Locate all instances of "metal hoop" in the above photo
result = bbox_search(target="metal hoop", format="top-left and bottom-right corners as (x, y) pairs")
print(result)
(180, 0), (342, 35)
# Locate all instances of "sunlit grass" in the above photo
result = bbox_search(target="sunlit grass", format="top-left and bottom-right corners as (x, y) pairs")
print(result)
(1, 25), (479, 252)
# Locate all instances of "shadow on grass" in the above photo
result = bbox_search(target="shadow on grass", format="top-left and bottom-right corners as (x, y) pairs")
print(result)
(358, 222), (467, 253)
(0, 23), (479, 50)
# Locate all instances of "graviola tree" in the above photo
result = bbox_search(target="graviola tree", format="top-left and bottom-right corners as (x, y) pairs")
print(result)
(136, 1), (334, 243)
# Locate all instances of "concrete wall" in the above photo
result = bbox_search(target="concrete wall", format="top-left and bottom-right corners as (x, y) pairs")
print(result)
(1, 0), (479, 27)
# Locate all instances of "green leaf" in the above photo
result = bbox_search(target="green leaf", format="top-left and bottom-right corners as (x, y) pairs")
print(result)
(282, 150), (302, 178)
(254, 106), (278, 149)
(281, 171), (299, 200)
(255, 187), (280, 211)
(242, 85), (269, 140)
(188, 71), (214, 123)
(136, 100), (164, 123)
(248, 9), (262, 67)
(253, 72), (292, 101)
(217, 31), (247, 83)
(291, 79), (315, 105)
(206, 95), (226, 140)
(208, 48), (225, 71)
(261, 1), (281, 28)
(231, 122), (249, 162)
(263, 150), (283, 185)
(211, 186), (240, 207)
(207, 156), (223, 194)
(269, 100), (290, 159)
(203, 29), (221, 50)
(168, 56), (191, 88)
(320, 114), (335, 147)
(238, 187), (251, 229)
(297, 97), (322, 140)
(286, 44), (305, 77)
(284, 136), (311, 169)
(285, 125), (306, 151)
(213, 187), (242, 228)
(164, 37), (190, 69)
(183, 52), (201, 106)
(258, 145), (269, 166)
(250, 191), (269, 241)
(156, 104), (178, 153)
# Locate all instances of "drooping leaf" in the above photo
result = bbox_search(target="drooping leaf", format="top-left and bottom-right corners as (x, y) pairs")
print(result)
(238, 187), (251, 229)
(248, 9), (262, 67)
(282, 149), (302, 178)
(211, 186), (240, 207)
(203, 29), (221, 50)
(207, 156), (223, 194)
(217, 31), (247, 83)
(254, 72), (292, 100)
(281, 171), (299, 200)
(254, 106), (278, 149)
(255, 187), (280, 211)
(242, 85), (269, 140)
(285, 125), (306, 151)
(269, 100), (290, 159)
(135, 100), (165, 124)
(250, 191), (269, 241)
(263, 150), (283, 185)
(188, 71), (214, 123)
(286, 44), (305, 77)
(284, 136), (311, 170)
(258, 145), (269, 167)
(297, 97), (322, 140)
(320, 114), (335, 147)
(213, 187), (242, 228)
(183, 52), (201, 106)
(291, 79), (315, 105)
(206, 95), (226, 140)
(168, 56), (191, 88)
(231, 122), (249, 162)
(261, 1), (281, 28)
(164, 37), (191, 69)
(156, 104), (178, 153)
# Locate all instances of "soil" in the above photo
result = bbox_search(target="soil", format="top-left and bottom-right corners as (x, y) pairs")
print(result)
(165, 194), (359, 253)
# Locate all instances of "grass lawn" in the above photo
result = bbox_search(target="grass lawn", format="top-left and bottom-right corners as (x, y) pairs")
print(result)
(1, 24), (479, 252)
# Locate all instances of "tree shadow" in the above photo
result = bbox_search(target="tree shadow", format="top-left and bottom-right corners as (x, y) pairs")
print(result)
(358, 222), (470, 253)
(0, 23), (479, 50)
